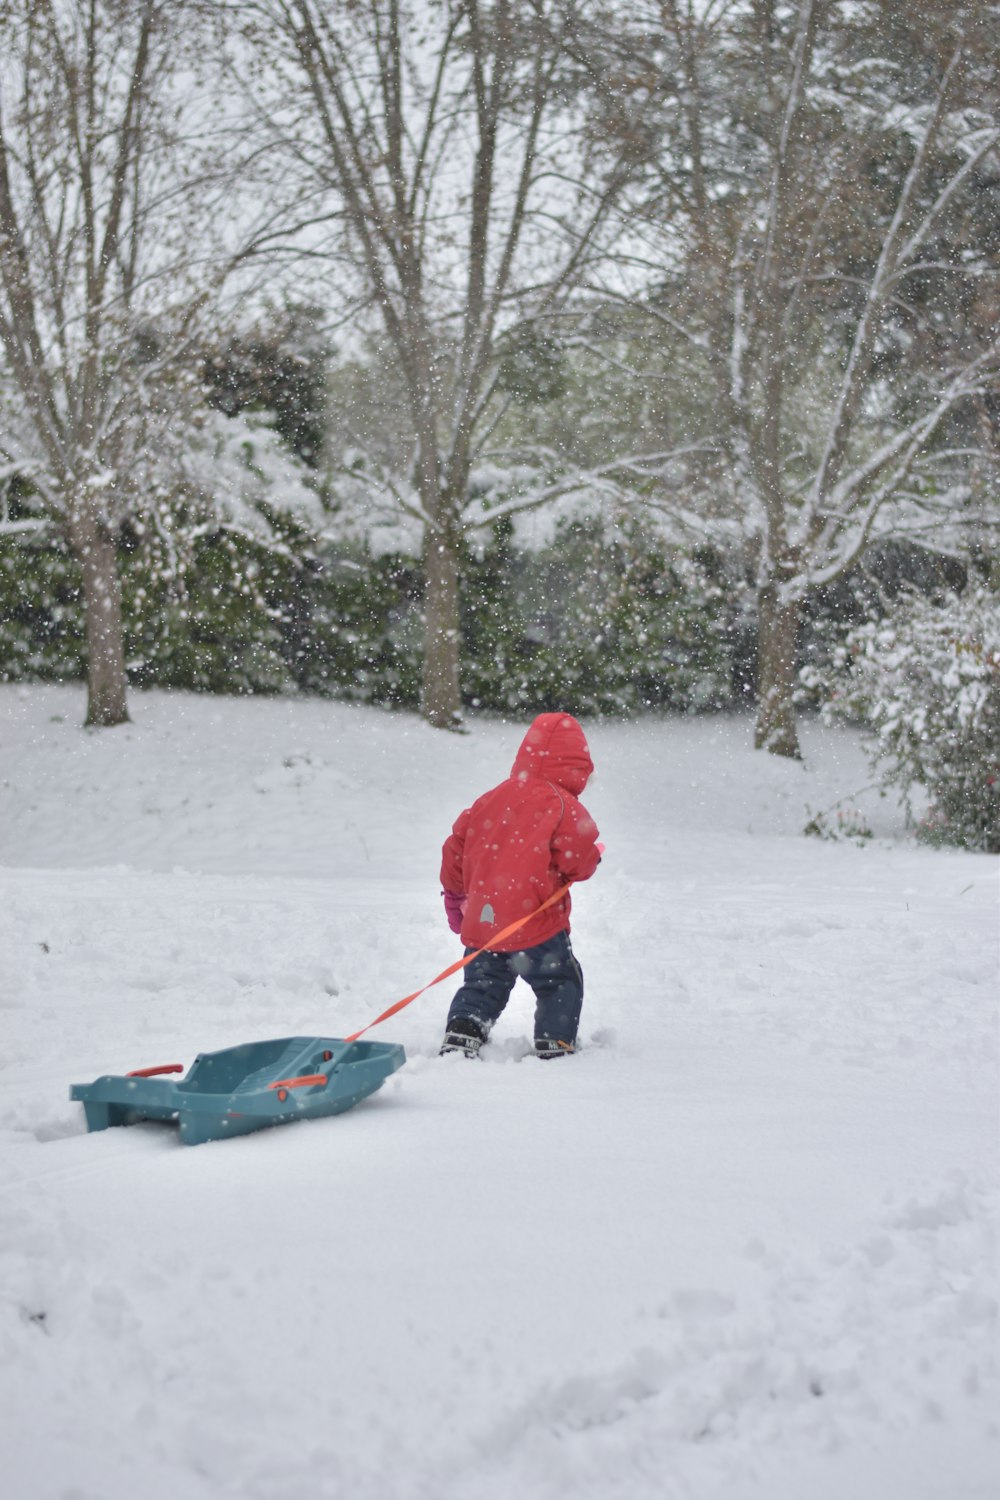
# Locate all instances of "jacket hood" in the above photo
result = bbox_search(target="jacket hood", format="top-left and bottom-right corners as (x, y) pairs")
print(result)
(511, 713), (594, 796)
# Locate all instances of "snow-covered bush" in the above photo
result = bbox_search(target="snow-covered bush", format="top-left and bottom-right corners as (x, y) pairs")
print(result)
(803, 586), (1000, 852)
(0, 518), (424, 703)
(2, 499), (748, 714)
(460, 518), (744, 716)
(0, 522), (85, 683)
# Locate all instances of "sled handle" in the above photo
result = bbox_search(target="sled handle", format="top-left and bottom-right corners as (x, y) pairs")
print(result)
(267, 1073), (328, 1091)
(127, 1064), (184, 1078)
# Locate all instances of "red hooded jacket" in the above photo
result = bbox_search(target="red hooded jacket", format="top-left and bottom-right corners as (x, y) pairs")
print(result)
(440, 713), (601, 952)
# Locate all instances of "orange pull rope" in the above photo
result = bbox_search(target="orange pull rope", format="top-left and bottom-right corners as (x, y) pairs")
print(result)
(344, 884), (572, 1042)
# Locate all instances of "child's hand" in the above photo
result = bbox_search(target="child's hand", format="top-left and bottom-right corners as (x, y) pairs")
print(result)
(442, 890), (466, 934)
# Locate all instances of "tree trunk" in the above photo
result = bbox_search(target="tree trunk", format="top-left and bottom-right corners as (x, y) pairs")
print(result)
(68, 502), (130, 727)
(422, 530), (462, 729)
(754, 583), (800, 758)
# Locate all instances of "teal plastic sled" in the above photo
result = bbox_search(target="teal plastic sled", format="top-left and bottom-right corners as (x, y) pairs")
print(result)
(70, 1036), (405, 1146)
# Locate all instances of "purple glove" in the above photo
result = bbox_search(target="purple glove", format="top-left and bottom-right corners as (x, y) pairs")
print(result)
(442, 890), (466, 934)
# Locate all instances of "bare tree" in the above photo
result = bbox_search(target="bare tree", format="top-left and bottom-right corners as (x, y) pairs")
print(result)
(235, 0), (658, 727)
(587, 0), (1000, 755)
(0, 0), (224, 725)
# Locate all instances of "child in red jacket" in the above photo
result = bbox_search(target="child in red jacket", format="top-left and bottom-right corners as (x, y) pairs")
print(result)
(439, 712), (601, 1059)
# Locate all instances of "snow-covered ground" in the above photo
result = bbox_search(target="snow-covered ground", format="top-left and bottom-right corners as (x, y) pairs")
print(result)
(1, 684), (996, 1500)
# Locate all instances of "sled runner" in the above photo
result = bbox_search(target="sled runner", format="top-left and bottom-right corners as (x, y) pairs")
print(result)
(70, 1035), (405, 1146)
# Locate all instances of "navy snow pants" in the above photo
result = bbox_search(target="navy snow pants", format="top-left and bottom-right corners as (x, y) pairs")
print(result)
(445, 929), (583, 1046)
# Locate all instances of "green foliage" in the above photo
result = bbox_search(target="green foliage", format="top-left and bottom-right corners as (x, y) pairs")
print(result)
(202, 308), (328, 468)
(458, 519), (533, 710)
(304, 548), (422, 707)
(0, 517), (424, 704)
(495, 327), (568, 405)
(0, 526), (85, 683)
(460, 517), (743, 716)
(803, 585), (1000, 853)
(2, 508), (744, 720)
(803, 802), (874, 847)
(118, 523), (291, 695)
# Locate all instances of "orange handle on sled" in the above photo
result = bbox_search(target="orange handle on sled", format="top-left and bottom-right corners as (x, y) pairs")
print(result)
(344, 884), (573, 1042)
(265, 1074), (328, 1098)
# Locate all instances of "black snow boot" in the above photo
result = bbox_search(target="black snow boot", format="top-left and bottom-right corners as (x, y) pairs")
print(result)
(440, 1017), (487, 1058)
(535, 1038), (576, 1060)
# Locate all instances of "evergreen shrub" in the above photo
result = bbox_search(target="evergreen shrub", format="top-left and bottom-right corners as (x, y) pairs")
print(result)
(0, 526), (86, 682)
(2, 512), (742, 719)
(0, 521), (423, 703)
(460, 517), (744, 715)
(802, 585), (1000, 852)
